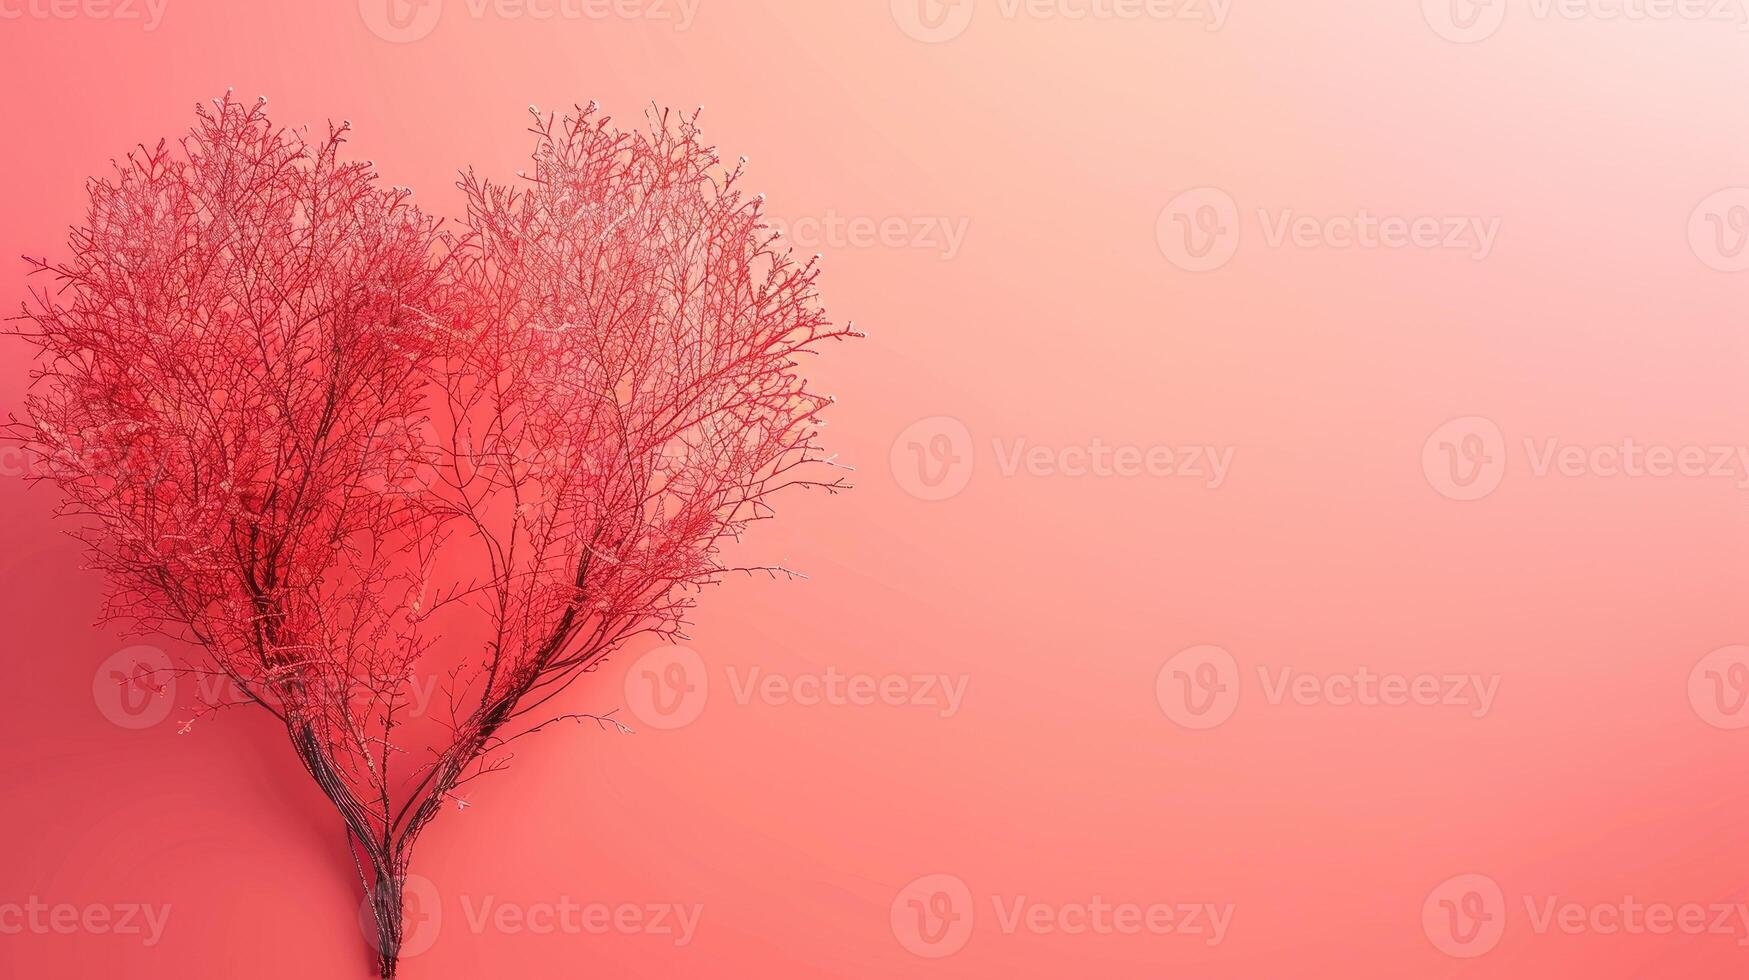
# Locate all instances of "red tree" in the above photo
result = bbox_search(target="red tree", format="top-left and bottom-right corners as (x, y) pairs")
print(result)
(13, 94), (856, 976)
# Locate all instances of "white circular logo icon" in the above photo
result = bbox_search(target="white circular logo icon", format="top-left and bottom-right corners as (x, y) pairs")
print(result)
(891, 416), (975, 502)
(93, 645), (175, 730)
(1690, 645), (1749, 729)
(1422, 873), (1505, 958)
(359, 873), (443, 960)
(1423, 416), (1506, 501)
(624, 645), (710, 730)
(891, 873), (974, 958)
(1689, 188), (1749, 272)
(363, 417), (441, 497)
(1423, 0), (1507, 43)
(359, 0), (443, 42)
(891, 0), (975, 42)
(1157, 188), (1241, 272)
(1156, 645), (1240, 730)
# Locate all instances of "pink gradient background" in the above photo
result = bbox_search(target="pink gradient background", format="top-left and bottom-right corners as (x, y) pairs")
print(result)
(5, 0), (1749, 976)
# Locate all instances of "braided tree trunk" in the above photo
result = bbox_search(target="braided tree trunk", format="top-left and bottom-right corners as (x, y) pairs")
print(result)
(368, 864), (407, 978)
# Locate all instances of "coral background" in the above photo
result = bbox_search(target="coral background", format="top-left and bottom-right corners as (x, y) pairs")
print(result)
(5, 0), (1749, 976)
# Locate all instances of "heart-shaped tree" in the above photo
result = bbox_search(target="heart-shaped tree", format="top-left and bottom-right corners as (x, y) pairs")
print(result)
(13, 93), (856, 977)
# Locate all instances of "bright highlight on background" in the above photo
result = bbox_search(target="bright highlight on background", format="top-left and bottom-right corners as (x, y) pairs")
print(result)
(5, 1), (1749, 977)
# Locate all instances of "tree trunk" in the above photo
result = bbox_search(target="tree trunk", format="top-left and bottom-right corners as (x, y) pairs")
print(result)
(368, 868), (405, 978)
